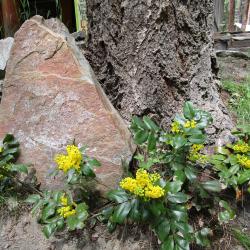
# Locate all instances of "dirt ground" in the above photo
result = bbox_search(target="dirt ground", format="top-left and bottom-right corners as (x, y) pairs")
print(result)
(0, 205), (155, 250)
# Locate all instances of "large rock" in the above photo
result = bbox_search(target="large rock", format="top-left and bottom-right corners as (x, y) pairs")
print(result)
(0, 37), (14, 72)
(0, 16), (135, 192)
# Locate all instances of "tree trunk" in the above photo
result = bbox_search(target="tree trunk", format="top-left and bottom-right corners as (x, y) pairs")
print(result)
(242, 0), (250, 31)
(1, 0), (20, 37)
(228, 0), (235, 31)
(86, 0), (232, 139)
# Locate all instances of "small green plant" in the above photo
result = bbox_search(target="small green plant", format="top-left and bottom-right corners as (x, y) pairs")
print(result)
(211, 124), (250, 200)
(102, 102), (237, 249)
(26, 144), (100, 238)
(0, 134), (31, 204)
(26, 191), (88, 238)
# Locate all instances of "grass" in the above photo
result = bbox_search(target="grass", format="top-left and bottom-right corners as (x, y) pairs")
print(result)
(222, 76), (250, 125)
(232, 228), (250, 250)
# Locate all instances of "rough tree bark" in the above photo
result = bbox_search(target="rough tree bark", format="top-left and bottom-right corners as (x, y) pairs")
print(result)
(86, 0), (232, 139)
(228, 0), (235, 31)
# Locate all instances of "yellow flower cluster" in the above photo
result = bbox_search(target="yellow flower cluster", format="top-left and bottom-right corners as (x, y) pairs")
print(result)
(0, 147), (3, 153)
(237, 154), (250, 169)
(120, 169), (164, 199)
(171, 121), (181, 133)
(188, 144), (207, 163)
(233, 142), (250, 153)
(184, 120), (197, 128)
(57, 206), (76, 218)
(54, 145), (82, 173)
(57, 195), (76, 218)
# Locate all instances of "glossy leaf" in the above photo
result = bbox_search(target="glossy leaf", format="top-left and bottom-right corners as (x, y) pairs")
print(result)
(41, 203), (56, 221)
(112, 201), (131, 224)
(201, 180), (222, 192)
(10, 164), (28, 174)
(148, 132), (157, 151)
(106, 189), (129, 203)
(237, 170), (250, 185)
(83, 163), (96, 178)
(165, 181), (183, 193)
(155, 218), (170, 242)
(134, 130), (149, 145)
(218, 200), (235, 224)
(42, 223), (57, 239)
(184, 166), (197, 181)
(195, 228), (211, 247)
(143, 116), (159, 131)
(161, 236), (174, 250)
(183, 102), (195, 120)
(167, 192), (190, 204)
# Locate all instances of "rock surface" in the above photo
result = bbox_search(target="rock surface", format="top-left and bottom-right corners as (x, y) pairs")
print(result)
(0, 16), (135, 191)
(0, 37), (14, 71)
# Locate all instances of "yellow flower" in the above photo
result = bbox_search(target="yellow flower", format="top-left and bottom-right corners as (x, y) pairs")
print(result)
(136, 169), (151, 188)
(119, 169), (164, 200)
(233, 142), (250, 153)
(184, 120), (197, 128)
(54, 145), (82, 173)
(171, 121), (180, 133)
(120, 177), (137, 193)
(188, 144), (207, 163)
(0, 147), (3, 153)
(63, 210), (76, 218)
(237, 154), (250, 169)
(57, 205), (76, 218)
(191, 144), (204, 152)
(145, 185), (165, 199)
(134, 186), (145, 197)
(149, 173), (161, 183)
(60, 195), (68, 206)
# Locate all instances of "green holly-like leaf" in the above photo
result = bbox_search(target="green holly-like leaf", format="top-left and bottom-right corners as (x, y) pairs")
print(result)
(165, 181), (183, 193)
(10, 164), (28, 174)
(149, 200), (165, 217)
(83, 163), (96, 178)
(161, 236), (174, 250)
(183, 102), (195, 120)
(155, 218), (170, 242)
(167, 192), (190, 204)
(195, 228), (211, 247)
(148, 132), (157, 152)
(237, 170), (250, 185)
(66, 216), (84, 231)
(3, 134), (15, 144)
(134, 130), (149, 145)
(42, 223), (57, 239)
(112, 201), (132, 224)
(172, 135), (187, 149)
(129, 199), (140, 221)
(143, 116), (159, 131)
(41, 203), (56, 221)
(107, 189), (129, 203)
(201, 180), (222, 192)
(169, 205), (188, 222)
(184, 166), (197, 181)
(218, 200), (235, 224)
